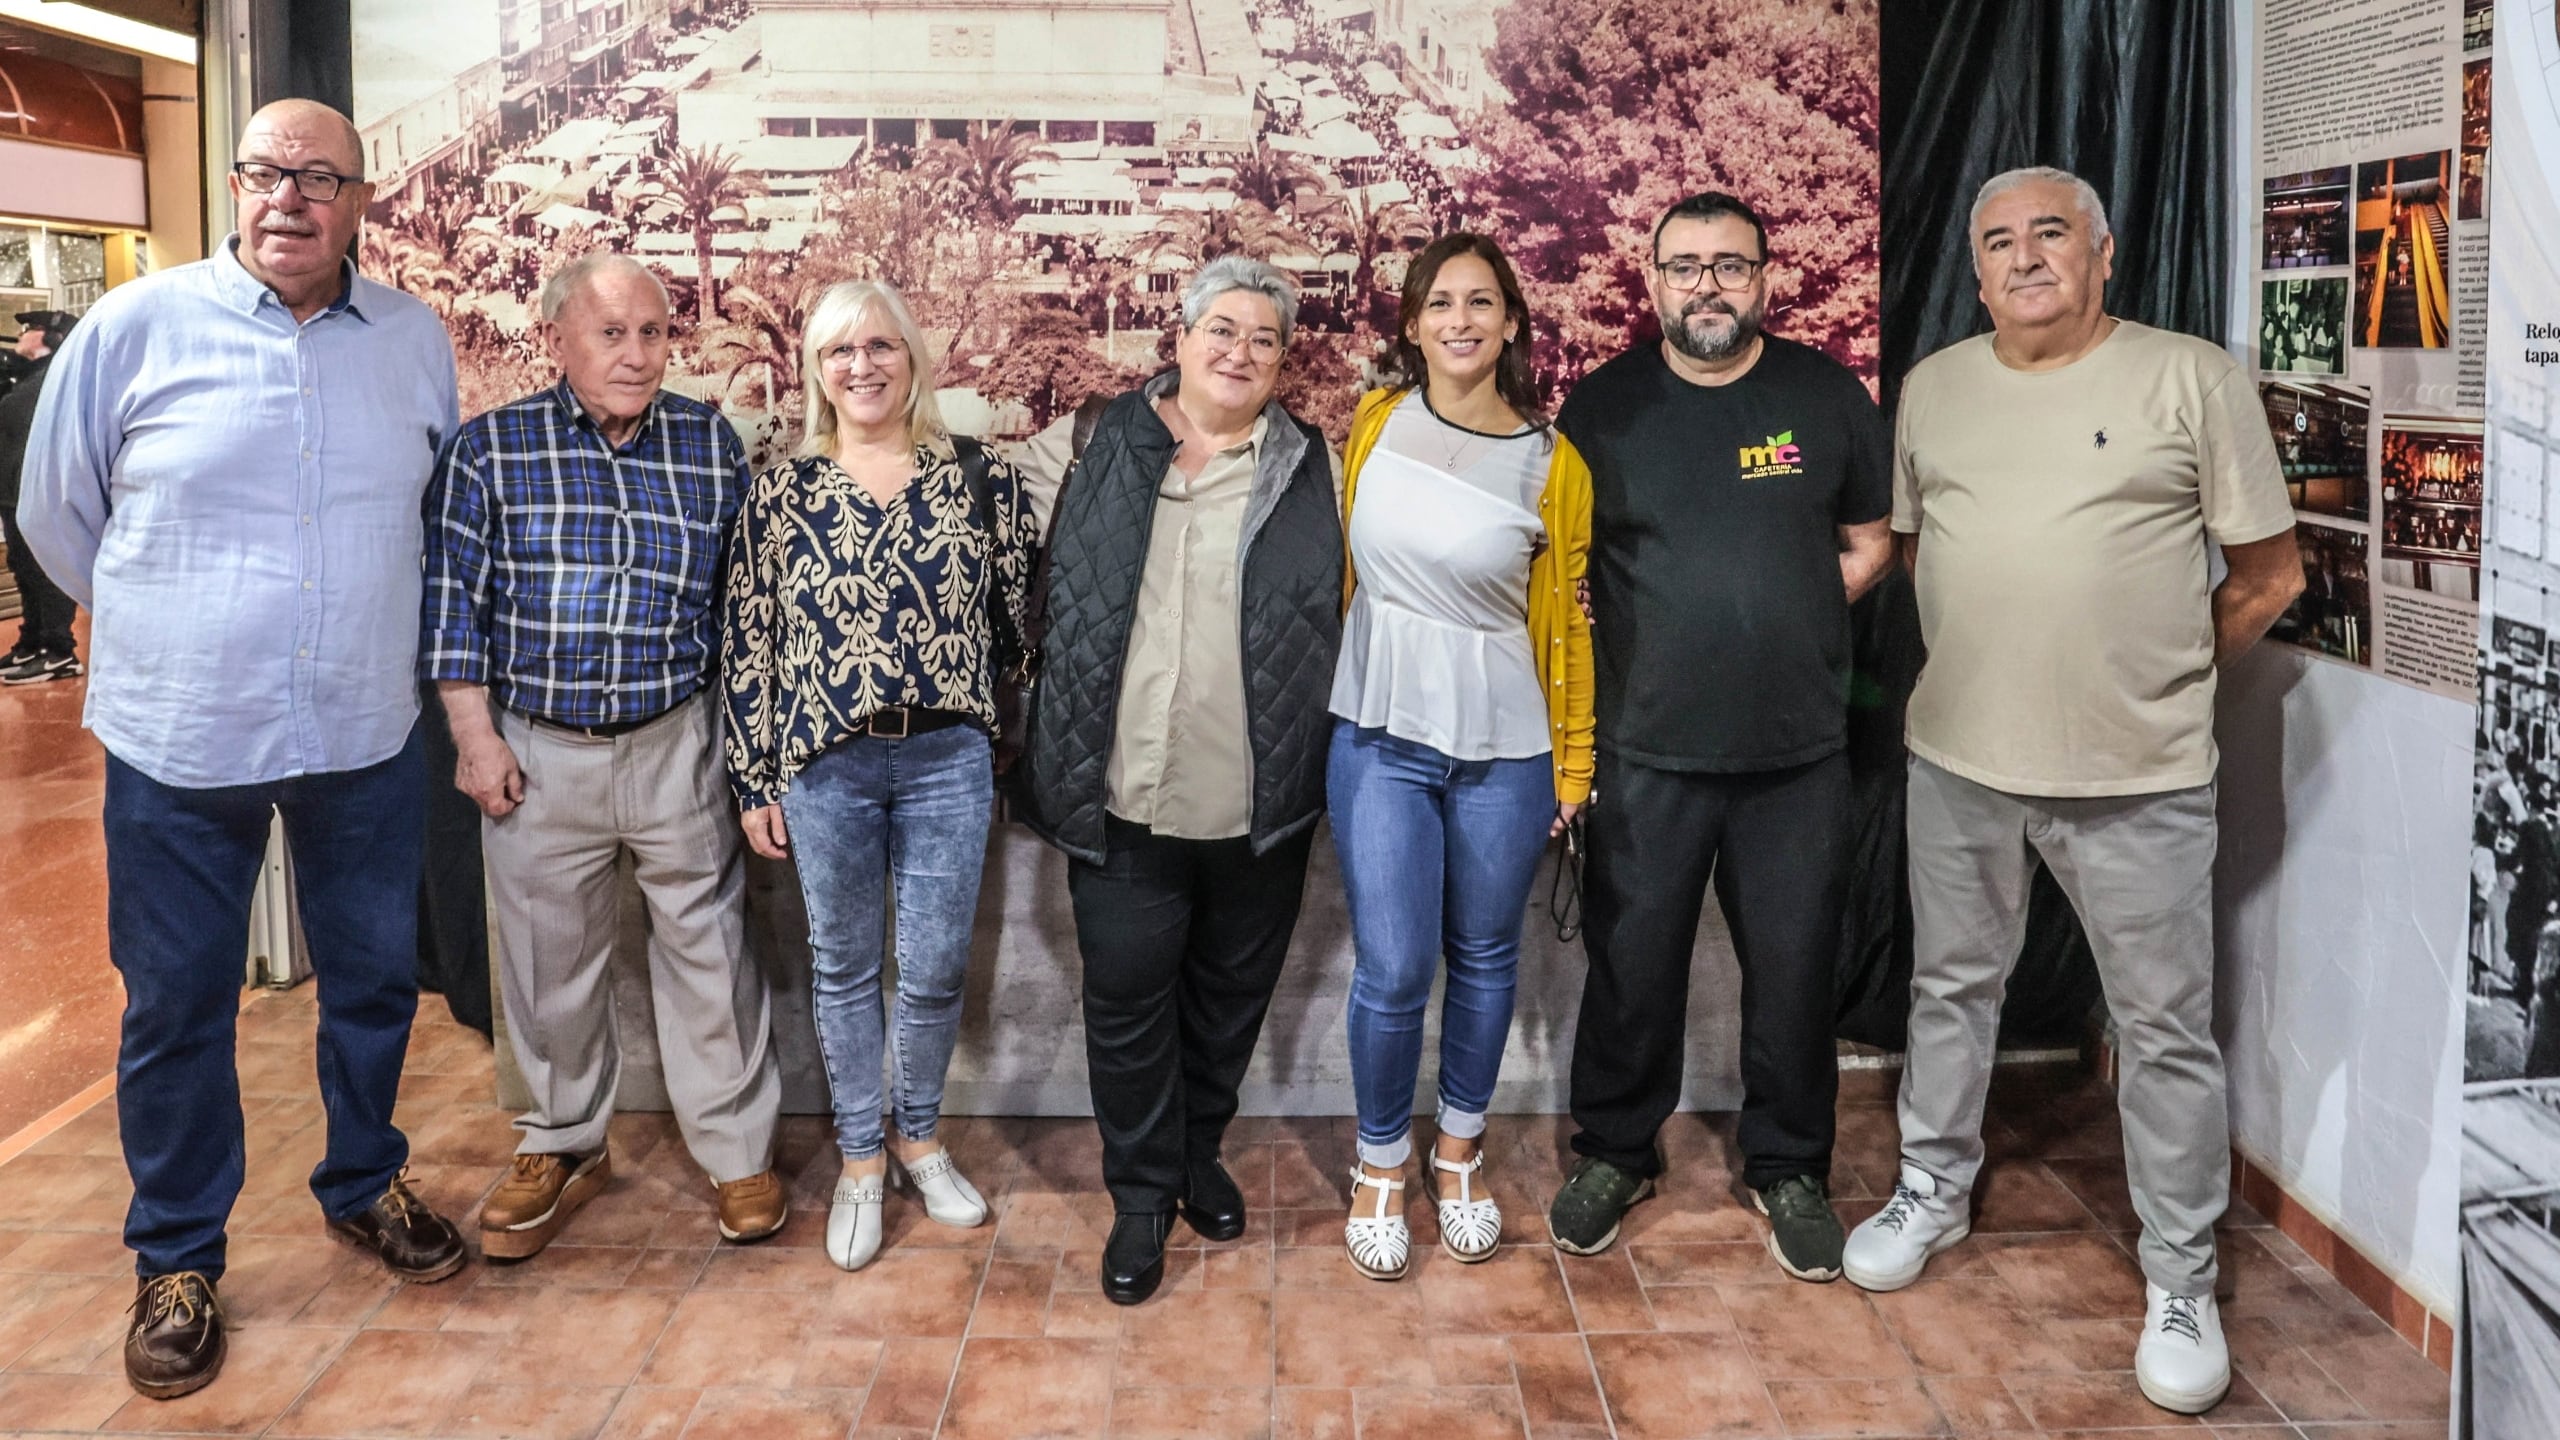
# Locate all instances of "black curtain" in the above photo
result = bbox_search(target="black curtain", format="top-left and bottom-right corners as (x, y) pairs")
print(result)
(249, 0), (353, 113)
(1837, 0), (2230, 1049)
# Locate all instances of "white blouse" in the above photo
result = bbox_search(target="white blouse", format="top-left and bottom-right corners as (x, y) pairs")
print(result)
(1329, 391), (1554, 761)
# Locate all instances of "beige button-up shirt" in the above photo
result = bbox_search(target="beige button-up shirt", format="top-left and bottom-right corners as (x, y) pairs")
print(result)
(1104, 413), (1267, 839)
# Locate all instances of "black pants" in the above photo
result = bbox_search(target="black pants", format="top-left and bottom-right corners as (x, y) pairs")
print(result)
(1569, 748), (1851, 1189)
(1069, 815), (1315, 1214)
(3, 505), (75, 656)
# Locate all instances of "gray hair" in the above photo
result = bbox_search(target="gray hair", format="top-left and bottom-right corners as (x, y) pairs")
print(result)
(1180, 255), (1298, 347)
(1969, 166), (2112, 261)
(539, 253), (672, 324)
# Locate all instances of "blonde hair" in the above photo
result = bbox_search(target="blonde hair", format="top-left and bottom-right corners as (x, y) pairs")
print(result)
(798, 280), (947, 459)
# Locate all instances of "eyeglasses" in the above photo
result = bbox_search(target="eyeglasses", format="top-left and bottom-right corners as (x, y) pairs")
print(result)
(821, 339), (907, 367)
(1196, 318), (1283, 365)
(1655, 257), (1767, 292)
(231, 162), (355, 203)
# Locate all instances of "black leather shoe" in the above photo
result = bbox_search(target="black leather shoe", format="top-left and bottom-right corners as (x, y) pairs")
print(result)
(125, 1272), (223, 1399)
(327, 1175), (466, 1282)
(1101, 1210), (1172, 1305)
(1181, 1159), (1247, 1242)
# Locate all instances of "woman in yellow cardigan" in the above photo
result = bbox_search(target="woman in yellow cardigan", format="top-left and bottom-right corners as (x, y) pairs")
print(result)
(1330, 233), (1594, 1279)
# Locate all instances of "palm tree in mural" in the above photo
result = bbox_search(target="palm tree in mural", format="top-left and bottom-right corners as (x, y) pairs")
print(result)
(1230, 141), (1330, 220)
(1306, 188), (1428, 329)
(921, 120), (1049, 230)
(361, 229), (465, 319)
(698, 276), (806, 418)
(648, 143), (766, 327)
(1148, 198), (1302, 269)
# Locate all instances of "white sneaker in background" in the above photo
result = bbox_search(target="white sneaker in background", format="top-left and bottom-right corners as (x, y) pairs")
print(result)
(2135, 1282), (2231, 1414)
(1841, 1162), (1970, 1292)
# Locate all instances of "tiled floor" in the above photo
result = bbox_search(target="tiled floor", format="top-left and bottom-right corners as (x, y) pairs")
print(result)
(0, 982), (2450, 1439)
(0, 643), (119, 1140)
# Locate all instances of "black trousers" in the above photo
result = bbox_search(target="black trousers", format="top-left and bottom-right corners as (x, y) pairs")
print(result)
(1069, 815), (1315, 1214)
(1569, 748), (1851, 1189)
(3, 505), (76, 657)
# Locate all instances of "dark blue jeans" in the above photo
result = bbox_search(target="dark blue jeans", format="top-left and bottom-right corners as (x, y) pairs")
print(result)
(780, 724), (993, 1160)
(104, 729), (426, 1280)
(1328, 722), (1555, 1169)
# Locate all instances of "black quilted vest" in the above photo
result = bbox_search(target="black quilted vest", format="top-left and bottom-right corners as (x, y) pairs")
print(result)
(1018, 381), (1344, 865)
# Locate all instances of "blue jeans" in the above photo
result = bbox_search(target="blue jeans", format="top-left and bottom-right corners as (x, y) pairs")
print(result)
(1328, 722), (1555, 1168)
(104, 729), (426, 1280)
(782, 724), (993, 1159)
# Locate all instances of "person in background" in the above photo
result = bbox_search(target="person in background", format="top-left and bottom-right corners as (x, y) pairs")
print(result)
(19, 98), (468, 1402)
(423, 253), (787, 1262)
(1845, 166), (2302, 1418)
(1544, 192), (1893, 1281)
(1013, 256), (1344, 1305)
(0, 309), (83, 683)
(1328, 234), (1592, 1280)
(723, 279), (1034, 1273)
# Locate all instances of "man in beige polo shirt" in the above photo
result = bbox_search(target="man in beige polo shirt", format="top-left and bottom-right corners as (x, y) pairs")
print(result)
(1843, 167), (2302, 1417)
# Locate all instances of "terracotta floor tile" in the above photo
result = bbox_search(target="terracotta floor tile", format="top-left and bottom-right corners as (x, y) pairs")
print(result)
(271, 1327), (502, 1437)
(1274, 1286), (1431, 1388)
(625, 1247), (714, 1291)
(972, 1251), (1058, 1337)
(1643, 1285), (1740, 1336)
(1967, 1161), (2100, 1233)
(1865, 1277), (2083, 1375)
(1117, 1288), (1271, 1389)
(1981, 1233), (2147, 1319)
(1557, 1248), (1654, 1333)
(1108, 1385), (1273, 1439)
(1415, 1245), (1579, 1334)
(1510, 1334), (1607, 1429)
(938, 1336), (1112, 1440)
(821, 1247), (986, 1337)
(1586, 1330), (1782, 1439)
(2041, 1157), (2142, 1230)
(637, 1290), (820, 1388)
(101, 1325), (349, 1434)
(0, 1369), (135, 1429)
(1352, 1385), (1528, 1440)
(477, 1242), (648, 1289)
(2236, 1340), (2363, 1423)
(1043, 1285), (1127, 1340)
(435, 1380), (624, 1440)
(2304, 1332), (2449, 1421)
(1275, 1245), (1372, 1291)
(2003, 1371), (2206, 1430)
(1271, 1386), (1353, 1440)
(858, 1336), (961, 1430)
(1422, 1335), (1513, 1387)
(1721, 1282), (1912, 1380)
(6, 1278), (129, 1376)
(0, 1227), (128, 1276)
(1920, 1375), (2027, 1432)
(475, 1287), (678, 1387)
(0, 1273), (112, 1371)
(1630, 1242), (1786, 1288)
(678, 1385), (864, 1440)
(1764, 1378), (1948, 1438)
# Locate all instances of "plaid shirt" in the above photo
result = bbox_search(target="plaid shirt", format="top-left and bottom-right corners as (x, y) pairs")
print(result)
(422, 382), (749, 727)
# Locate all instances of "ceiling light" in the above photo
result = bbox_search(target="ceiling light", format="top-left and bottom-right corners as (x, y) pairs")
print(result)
(0, 1), (196, 66)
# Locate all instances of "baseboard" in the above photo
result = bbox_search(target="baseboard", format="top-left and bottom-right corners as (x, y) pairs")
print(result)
(2231, 1149), (2457, 1373)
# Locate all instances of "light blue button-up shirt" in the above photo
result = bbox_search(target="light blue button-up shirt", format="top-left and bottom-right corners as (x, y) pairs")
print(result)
(19, 238), (460, 788)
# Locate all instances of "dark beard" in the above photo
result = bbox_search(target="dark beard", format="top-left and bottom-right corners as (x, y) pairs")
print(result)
(1662, 295), (1764, 363)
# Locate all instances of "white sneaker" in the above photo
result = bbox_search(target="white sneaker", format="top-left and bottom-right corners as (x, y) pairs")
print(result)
(1841, 1163), (1970, 1292)
(826, 1172), (885, 1272)
(889, 1148), (988, 1228)
(2135, 1283), (2231, 1414)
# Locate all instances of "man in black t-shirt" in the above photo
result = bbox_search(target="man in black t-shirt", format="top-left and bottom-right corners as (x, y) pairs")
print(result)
(1545, 193), (1893, 1281)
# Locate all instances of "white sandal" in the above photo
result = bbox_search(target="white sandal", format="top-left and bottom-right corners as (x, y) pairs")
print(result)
(1431, 1151), (1502, 1262)
(889, 1148), (988, 1228)
(1344, 1166), (1409, 1280)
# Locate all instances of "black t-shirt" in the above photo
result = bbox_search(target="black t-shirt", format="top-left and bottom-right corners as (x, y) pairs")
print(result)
(1557, 335), (1890, 773)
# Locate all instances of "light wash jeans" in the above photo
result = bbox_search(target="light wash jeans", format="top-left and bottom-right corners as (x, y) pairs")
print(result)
(1328, 721), (1555, 1169)
(781, 724), (992, 1160)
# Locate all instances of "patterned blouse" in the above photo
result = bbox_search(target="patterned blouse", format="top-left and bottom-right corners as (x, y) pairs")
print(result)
(720, 441), (1037, 808)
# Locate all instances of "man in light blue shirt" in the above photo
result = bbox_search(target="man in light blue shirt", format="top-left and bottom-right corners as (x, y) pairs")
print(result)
(19, 98), (470, 1403)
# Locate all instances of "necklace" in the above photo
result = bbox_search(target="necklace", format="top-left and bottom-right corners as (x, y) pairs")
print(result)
(1418, 391), (1524, 475)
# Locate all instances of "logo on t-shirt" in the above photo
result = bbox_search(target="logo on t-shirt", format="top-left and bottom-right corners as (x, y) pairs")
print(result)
(1737, 431), (1806, 481)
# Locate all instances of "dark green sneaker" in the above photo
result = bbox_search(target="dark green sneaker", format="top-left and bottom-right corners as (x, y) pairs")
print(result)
(1752, 1174), (1844, 1281)
(1546, 1156), (1654, 1256)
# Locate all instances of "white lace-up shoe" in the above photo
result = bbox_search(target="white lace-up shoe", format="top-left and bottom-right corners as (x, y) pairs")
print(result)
(826, 1172), (885, 1272)
(890, 1148), (988, 1228)
(2135, 1282), (2231, 1414)
(1841, 1162), (1970, 1292)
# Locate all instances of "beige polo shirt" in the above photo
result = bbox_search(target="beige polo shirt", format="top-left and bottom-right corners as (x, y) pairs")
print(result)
(1891, 321), (2295, 798)
(1105, 413), (1266, 838)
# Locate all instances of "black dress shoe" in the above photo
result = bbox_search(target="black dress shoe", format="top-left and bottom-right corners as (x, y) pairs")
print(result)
(125, 1272), (223, 1400)
(327, 1175), (466, 1282)
(1101, 1210), (1173, 1305)
(1181, 1159), (1247, 1242)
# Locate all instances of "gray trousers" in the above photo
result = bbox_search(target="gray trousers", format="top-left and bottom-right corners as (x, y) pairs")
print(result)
(485, 691), (781, 1183)
(1900, 755), (2228, 1294)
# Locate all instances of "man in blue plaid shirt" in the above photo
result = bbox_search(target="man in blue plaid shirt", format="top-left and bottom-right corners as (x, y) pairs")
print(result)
(422, 253), (786, 1259)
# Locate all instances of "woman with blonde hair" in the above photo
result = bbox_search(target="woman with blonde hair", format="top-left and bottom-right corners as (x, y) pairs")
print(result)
(721, 279), (1037, 1271)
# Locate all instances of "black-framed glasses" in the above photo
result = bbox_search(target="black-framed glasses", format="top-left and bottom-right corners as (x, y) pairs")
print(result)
(231, 162), (355, 203)
(1655, 256), (1766, 292)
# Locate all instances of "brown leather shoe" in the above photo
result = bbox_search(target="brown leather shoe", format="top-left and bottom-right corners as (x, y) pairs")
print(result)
(714, 1168), (788, 1242)
(125, 1272), (223, 1400)
(480, 1150), (610, 1261)
(328, 1174), (467, 1281)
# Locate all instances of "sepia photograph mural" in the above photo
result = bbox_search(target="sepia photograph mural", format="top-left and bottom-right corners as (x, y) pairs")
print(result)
(354, 0), (1880, 464)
